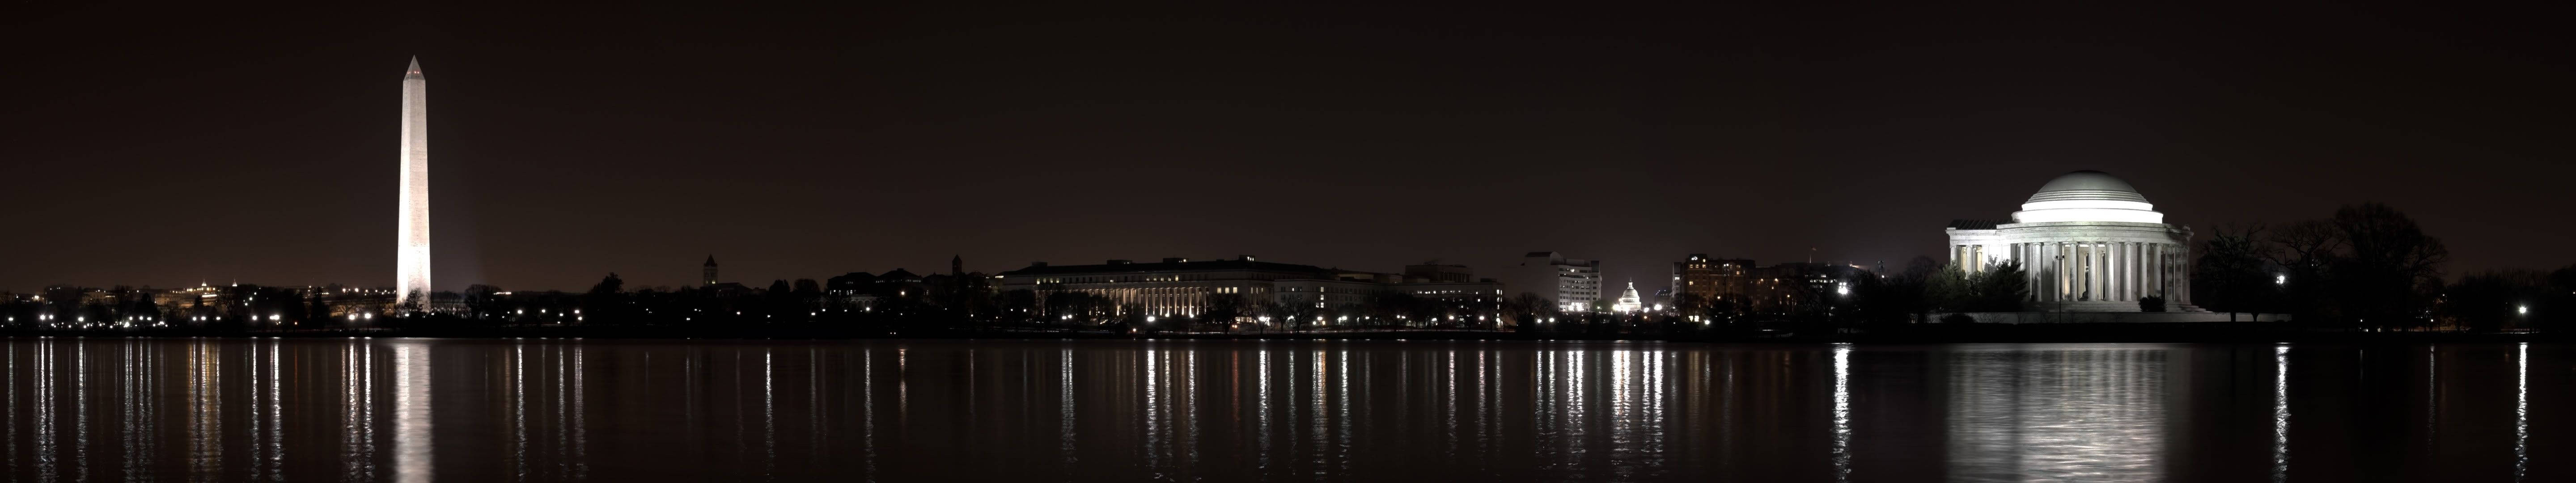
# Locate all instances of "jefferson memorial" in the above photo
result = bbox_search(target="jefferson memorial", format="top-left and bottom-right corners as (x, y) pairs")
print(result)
(1945, 170), (2203, 314)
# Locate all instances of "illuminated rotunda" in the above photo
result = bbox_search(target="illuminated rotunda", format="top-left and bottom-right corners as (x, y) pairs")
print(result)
(1943, 170), (2200, 312)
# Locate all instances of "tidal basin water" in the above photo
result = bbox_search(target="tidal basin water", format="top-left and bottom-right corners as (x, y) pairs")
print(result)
(0, 339), (2566, 482)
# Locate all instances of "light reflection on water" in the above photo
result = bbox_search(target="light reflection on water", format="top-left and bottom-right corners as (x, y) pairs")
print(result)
(0, 338), (2562, 481)
(1945, 345), (2169, 483)
(2275, 344), (2291, 483)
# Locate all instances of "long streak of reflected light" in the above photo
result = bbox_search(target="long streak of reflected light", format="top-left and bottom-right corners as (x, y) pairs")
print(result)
(395, 343), (433, 483)
(2273, 344), (2289, 483)
(2516, 343), (2528, 482)
(1057, 347), (1073, 467)
(1257, 349), (1271, 469)
(514, 342), (528, 480)
(267, 340), (283, 480)
(1832, 343), (1852, 483)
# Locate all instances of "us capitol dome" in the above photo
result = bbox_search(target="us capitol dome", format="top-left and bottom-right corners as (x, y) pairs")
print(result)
(1944, 170), (2203, 313)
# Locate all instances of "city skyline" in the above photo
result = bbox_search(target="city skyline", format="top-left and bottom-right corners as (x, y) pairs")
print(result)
(0, 4), (2569, 481)
(3, 4), (2569, 293)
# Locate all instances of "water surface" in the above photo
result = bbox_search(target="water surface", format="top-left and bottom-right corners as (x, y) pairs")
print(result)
(0, 338), (2563, 481)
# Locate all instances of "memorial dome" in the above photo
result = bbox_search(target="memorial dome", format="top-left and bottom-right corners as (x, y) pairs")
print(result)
(2025, 170), (2150, 204)
(2011, 170), (2163, 223)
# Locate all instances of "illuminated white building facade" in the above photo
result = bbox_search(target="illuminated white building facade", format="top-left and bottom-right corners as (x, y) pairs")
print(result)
(1509, 252), (1602, 312)
(395, 57), (434, 308)
(1944, 170), (2199, 312)
(1610, 281), (1644, 313)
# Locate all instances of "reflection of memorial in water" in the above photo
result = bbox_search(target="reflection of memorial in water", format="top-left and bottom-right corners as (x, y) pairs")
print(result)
(1944, 344), (2171, 482)
(393, 343), (431, 483)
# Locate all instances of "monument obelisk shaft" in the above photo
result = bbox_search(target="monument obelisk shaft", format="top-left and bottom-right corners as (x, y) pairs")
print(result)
(395, 57), (432, 309)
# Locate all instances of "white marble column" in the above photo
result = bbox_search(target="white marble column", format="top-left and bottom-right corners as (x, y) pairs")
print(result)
(2084, 242), (2098, 301)
(2111, 242), (2124, 302)
(2080, 242), (2093, 301)
(2017, 242), (2032, 301)
(2072, 242), (2084, 301)
(2123, 242), (2137, 301)
(2070, 242), (2081, 301)
(2134, 242), (2147, 301)
(2054, 242), (2067, 301)
(2104, 242), (2115, 301)
(2051, 242), (2064, 301)
(2160, 244), (2174, 302)
(2103, 242), (2114, 301)
(2079, 242), (2093, 301)
(2024, 242), (2037, 301)
(2071, 242), (2092, 301)
(2143, 242), (2164, 301)
(2112, 242), (2133, 302)
(2119, 242), (2133, 301)
(2096, 242), (2108, 301)
(2038, 242), (2051, 301)
(2150, 243), (2162, 298)
(2032, 242), (2044, 301)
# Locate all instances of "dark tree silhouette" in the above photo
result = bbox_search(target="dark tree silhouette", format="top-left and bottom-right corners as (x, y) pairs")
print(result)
(2444, 271), (2547, 332)
(2194, 224), (2273, 321)
(2330, 203), (2449, 330)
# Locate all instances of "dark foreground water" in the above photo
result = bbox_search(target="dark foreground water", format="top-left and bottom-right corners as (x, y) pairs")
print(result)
(0, 338), (2565, 482)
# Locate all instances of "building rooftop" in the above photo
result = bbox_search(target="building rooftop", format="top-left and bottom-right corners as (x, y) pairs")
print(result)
(1947, 219), (2004, 230)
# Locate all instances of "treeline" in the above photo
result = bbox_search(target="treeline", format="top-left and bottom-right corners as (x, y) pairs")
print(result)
(2194, 202), (2574, 331)
(0, 284), (324, 330)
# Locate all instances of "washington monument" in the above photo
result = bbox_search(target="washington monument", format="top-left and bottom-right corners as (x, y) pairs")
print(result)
(395, 57), (432, 308)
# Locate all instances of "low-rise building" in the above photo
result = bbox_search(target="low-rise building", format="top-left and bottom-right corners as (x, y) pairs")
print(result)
(996, 256), (1504, 326)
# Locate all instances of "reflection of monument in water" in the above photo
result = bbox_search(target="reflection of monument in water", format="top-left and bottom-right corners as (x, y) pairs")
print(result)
(1943, 347), (2170, 481)
(394, 57), (433, 309)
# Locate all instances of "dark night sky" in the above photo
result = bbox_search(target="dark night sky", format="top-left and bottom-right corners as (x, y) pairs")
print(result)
(3, 3), (2568, 293)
